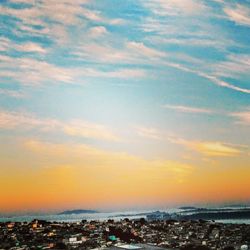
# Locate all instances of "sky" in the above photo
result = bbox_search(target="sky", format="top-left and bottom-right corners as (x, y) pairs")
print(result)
(0, 0), (250, 213)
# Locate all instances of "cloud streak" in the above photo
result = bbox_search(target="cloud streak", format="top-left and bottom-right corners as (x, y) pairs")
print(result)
(134, 125), (245, 157)
(230, 108), (250, 125)
(0, 111), (119, 142)
(143, 0), (208, 16)
(224, 4), (250, 27)
(0, 54), (147, 87)
(0, 37), (47, 54)
(169, 137), (242, 157)
(135, 126), (162, 140)
(163, 105), (213, 114)
(0, 89), (25, 98)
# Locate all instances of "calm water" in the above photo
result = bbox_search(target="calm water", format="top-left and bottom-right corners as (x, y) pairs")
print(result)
(0, 209), (178, 223)
(1, 208), (250, 224)
(215, 219), (250, 224)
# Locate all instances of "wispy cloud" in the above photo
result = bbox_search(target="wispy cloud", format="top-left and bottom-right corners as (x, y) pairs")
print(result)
(0, 54), (147, 86)
(134, 125), (245, 157)
(0, 0), (124, 50)
(203, 74), (250, 94)
(230, 108), (250, 125)
(126, 41), (166, 58)
(134, 126), (162, 140)
(79, 68), (147, 79)
(88, 26), (108, 38)
(143, 0), (208, 16)
(170, 137), (242, 157)
(163, 105), (213, 114)
(163, 62), (250, 94)
(62, 120), (119, 142)
(0, 37), (46, 54)
(214, 54), (250, 78)
(147, 37), (237, 51)
(1, 0), (106, 26)
(0, 89), (25, 98)
(73, 35), (250, 94)
(1, 0), (249, 95)
(0, 111), (119, 141)
(73, 40), (167, 65)
(139, 1), (250, 94)
(191, 141), (241, 157)
(0, 55), (75, 85)
(224, 4), (250, 27)
(15, 42), (47, 54)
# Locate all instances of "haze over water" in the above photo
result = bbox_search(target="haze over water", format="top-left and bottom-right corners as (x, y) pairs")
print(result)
(1, 207), (250, 225)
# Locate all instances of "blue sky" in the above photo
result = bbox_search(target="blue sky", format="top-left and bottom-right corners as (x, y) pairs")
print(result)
(0, 0), (250, 211)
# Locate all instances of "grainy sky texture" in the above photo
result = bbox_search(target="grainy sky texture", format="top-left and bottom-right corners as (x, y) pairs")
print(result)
(0, 0), (250, 212)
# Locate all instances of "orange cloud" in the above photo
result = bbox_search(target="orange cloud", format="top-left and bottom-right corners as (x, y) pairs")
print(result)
(169, 137), (242, 157)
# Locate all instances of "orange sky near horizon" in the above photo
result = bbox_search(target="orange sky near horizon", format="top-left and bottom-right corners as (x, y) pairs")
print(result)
(1, 138), (250, 213)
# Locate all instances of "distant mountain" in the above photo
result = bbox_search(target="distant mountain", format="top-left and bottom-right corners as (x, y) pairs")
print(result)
(58, 209), (98, 215)
(147, 207), (250, 221)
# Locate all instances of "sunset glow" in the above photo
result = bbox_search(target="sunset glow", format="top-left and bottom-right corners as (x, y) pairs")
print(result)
(0, 0), (250, 213)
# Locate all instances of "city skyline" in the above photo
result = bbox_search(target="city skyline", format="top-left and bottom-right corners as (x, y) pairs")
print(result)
(0, 0), (250, 212)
